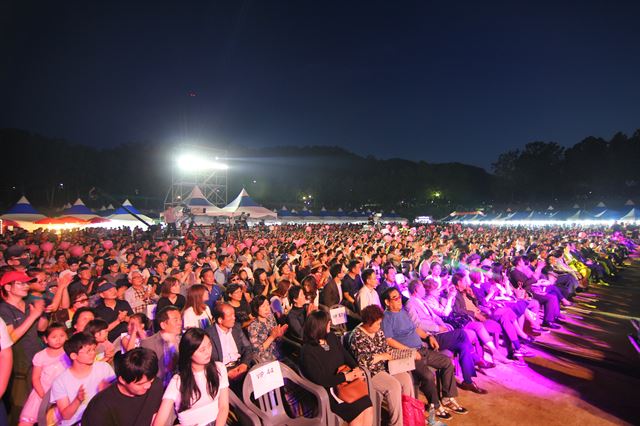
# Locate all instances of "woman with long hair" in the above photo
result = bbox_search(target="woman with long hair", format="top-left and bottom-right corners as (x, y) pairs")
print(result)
(182, 285), (213, 330)
(153, 328), (229, 426)
(300, 310), (373, 426)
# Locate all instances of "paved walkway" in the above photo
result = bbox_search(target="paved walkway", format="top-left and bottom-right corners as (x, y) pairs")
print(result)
(449, 253), (640, 426)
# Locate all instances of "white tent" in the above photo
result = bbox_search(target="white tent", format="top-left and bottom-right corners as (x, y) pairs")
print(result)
(0, 195), (46, 231)
(620, 208), (638, 223)
(61, 198), (99, 220)
(1, 196), (47, 229)
(107, 199), (154, 228)
(221, 189), (277, 219)
(185, 186), (224, 216)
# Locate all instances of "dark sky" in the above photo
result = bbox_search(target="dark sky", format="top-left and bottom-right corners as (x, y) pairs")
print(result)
(2, 0), (639, 169)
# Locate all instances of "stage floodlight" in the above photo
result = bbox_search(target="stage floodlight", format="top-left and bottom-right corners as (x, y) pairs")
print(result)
(177, 154), (229, 172)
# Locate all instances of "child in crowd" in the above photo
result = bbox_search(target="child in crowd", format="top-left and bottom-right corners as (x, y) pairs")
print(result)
(18, 323), (70, 426)
(50, 333), (115, 426)
(119, 313), (150, 353)
(85, 319), (115, 364)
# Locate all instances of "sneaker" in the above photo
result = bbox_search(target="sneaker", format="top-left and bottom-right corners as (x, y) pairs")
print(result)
(542, 322), (561, 330)
(519, 336), (535, 345)
(476, 360), (496, 369)
(531, 327), (550, 334)
(441, 397), (469, 415)
(506, 356), (528, 367)
(513, 348), (535, 358)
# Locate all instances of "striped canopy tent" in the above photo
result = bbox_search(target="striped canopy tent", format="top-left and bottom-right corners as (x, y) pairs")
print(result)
(565, 210), (595, 222)
(221, 189), (277, 219)
(531, 210), (558, 221)
(318, 207), (337, 221)
(278, 206), (293, 217)
(184, 186), (224, 216)
(334, 208), (349, 219)
(619, 208), (638, 223)
(593, 209), (622, 221)
(505, 211), (532, 221)
(591, 202), (607, 215)
(61, 198), (99, 220)
(108, 199), (154, 228)
(99, 204), (116, 217)
(382, 210), (400, 219)
(1, 196), (47, 230)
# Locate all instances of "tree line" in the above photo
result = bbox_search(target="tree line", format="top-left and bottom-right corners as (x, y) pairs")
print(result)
(1, 128), (638, 218)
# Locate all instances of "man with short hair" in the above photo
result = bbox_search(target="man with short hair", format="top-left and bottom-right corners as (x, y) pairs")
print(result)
(82, 347), (164, 425)
(94, 282), (133, 342)
(68, 265), (96, 296)
(140, 306), (182, 386)
(321, 263), (347, 307)
(104, 261), (125, 285)
(381, 288), (470, 419)
(0, 271), (47, 424)
(124, 270), (156, 314)
(356, 268), (381, 311)
(214, 254), (232, 286)
(341, 259), (362, 310)
(201, 268), (224, 311)
(206, 303), (253, 394)
(376, 265), (398, 301)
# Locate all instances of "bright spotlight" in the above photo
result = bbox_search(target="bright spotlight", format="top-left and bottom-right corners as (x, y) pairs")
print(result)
(177, 154), (229, 172)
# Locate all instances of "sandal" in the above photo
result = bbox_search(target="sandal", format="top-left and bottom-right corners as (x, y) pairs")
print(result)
(434, 406), (453, 420)
(442, 397), (469, 415)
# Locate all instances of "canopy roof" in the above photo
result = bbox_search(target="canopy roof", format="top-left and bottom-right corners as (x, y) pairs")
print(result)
(108, 199), (154, 225)
(1, 196), (47, 222)
(61, 198), (99, 219)
(221, 189), (277, 219)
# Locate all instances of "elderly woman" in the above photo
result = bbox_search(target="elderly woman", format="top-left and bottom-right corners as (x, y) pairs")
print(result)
(247, 295), (287, 363)
(348, 305), (414, 426)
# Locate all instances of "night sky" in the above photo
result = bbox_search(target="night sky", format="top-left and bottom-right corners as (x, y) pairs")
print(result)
(2, 0), (639, 169)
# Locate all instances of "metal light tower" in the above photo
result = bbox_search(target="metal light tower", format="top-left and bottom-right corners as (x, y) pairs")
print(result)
(164, 144), (228, 209)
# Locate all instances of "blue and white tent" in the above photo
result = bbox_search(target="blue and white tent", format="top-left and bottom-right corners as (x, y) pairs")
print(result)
(108, 199), (154, 227)
(1, 196), (47, 228)
(62, 198), (99, 220)
(185, 186), (224, 216)
(620, 208), (638, 223)
(278, 206), (293, 218)
(221, 189), (277, 219)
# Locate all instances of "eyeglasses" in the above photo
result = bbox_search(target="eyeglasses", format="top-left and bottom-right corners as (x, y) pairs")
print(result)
(389, 295), (401, 301)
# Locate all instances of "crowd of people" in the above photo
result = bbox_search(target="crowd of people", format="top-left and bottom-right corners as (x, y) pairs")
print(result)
(0, 221), (636, 426)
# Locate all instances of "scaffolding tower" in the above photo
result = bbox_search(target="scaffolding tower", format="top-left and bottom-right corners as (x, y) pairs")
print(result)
(164, 144), (228, 209)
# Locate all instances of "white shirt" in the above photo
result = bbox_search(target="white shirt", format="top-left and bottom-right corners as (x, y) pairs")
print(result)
(0, 318), (12, 350)
(215, 324), (240, 365)
(357, 286), (381, 311)
(182, 306), (213, 330)
(163, 362), (229, 425)
(50, 361), (115, 426)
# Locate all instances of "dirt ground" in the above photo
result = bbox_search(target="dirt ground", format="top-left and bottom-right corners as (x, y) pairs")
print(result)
(443, 254), (640, 426)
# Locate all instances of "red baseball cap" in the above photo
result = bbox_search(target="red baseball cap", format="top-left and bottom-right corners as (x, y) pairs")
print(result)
(0, 271), (36, 286)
